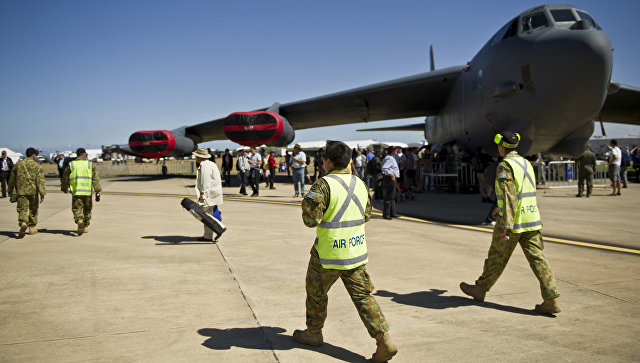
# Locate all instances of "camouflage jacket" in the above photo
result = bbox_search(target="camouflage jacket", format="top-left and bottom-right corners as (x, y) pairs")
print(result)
(576, 150), (596, 173)
(8, 158), (46, 196)
(61, 160), (102, 193)
(302, 167), (372, 228)
(495, 152), (519, 230)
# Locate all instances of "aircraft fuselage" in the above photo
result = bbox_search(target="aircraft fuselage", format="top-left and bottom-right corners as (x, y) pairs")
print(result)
(426, 4), (613, 157)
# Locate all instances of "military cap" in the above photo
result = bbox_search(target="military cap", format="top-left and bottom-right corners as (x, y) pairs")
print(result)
(494, 131), (520, 148)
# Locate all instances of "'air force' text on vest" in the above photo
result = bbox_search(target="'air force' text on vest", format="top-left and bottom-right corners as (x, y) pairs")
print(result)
(315, 174), (369, 270)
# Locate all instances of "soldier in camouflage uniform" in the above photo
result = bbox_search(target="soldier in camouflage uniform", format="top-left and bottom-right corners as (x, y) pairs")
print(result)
(8, 148), (46, 238)
(293, 141), (397, 363)
(576, 144), (596, 197)
(61, 148), (102, 236)
(460, 131), (561, 315)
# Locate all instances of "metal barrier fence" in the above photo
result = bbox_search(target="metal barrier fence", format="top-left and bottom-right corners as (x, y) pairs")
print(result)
(420, 161), (477, 192)
(535, 160), (609, 191)
(95, 161), (196, 177)
(41, 160), (197, 178)
(418, 160), (610, 193)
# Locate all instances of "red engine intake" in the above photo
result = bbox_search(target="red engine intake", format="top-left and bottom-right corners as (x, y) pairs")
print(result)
(128, 130), (176, 158)
(223, 111), (295, 147)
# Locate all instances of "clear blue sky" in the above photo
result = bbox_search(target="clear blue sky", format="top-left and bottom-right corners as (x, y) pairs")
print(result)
(1, 0), (639, 153)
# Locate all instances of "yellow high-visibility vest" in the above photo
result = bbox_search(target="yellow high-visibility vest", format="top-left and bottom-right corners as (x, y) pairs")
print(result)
(69, 160), (93, 196)
(496, 154), (542, 233)
(315, 174), (369, 270)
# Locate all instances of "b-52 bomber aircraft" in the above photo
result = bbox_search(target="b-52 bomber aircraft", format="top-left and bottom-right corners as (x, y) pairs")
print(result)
(110, 3), (640, 159)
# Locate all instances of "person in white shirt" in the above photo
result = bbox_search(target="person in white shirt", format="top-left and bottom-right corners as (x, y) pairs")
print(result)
(194, 147), (224, 241)
(354, 150), (366, 180)
(236, 149), (250, 195)
(608, 139), (622, 196)
(1, 150), (14, 198)
(290, 144), (307, 197)
(56, 153), (66, 181)
(381, 147), (400, 219)
(248, 147), (262, 197)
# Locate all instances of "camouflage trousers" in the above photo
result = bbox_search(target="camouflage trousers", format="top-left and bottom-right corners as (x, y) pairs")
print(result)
(476, 222), (559, 300)
(305, 247), (389, 338)
(16, 194), (39, 227)
(72, 195), (93, 226)
(577, 170), (593, 196)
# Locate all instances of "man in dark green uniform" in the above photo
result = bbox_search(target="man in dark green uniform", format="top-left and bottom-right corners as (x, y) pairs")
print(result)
(8, 147), (46, 238)
(61, 148), (102, 236)
(460, 131), (561, 315)
(294, 140), (398, 362)
(576, 144), (596, 197)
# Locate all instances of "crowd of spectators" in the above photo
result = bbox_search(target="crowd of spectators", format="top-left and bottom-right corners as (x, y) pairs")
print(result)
(201, 140), (639, 207)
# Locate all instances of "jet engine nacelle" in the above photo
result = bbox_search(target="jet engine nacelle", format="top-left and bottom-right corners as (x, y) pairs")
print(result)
(128, 129), (196, 158)
(223, 111), (295, 147)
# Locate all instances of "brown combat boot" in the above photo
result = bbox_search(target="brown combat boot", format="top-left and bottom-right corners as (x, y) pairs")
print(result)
(29, 226), (38, 235)
(293, 329), (323, 347)
(372, 331), (398, 363)
(77, 220), (85, 236)
(83, 226), (89, 234)
(460, 282), (486, 302)
(18, 222), (28, 239)
(535, 298), (561, 314)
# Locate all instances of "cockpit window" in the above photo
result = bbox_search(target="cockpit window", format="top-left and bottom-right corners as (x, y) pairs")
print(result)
(490, 18), (518, 46)
(577, 10), (601, 30)
(551, 9), (577, 26)
(503, 18), (518, 39)
(521, 12), (548, 33)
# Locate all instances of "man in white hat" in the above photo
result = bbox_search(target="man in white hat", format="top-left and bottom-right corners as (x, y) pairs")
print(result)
(193, 147), (224, 241)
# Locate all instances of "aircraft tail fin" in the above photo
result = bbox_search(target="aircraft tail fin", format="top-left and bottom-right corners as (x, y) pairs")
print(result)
(430, 45), (435, 71)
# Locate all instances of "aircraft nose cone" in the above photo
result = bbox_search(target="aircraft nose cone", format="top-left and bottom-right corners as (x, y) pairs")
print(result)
(537, 28), (611, 84)
(531, 28), (612, 119)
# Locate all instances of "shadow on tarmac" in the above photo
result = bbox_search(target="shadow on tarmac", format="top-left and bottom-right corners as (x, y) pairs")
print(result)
(198, 326), (368, 362)
(1, 229), (76, 238)
(38, 228), (75, 236)
(0, 231), (17, 239)
(376, 289), (545, 317)
(142, 235), (215, 245)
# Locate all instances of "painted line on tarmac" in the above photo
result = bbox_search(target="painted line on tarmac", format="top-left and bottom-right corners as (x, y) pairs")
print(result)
(395, 215), (640, 255)
(52, 190), (302, 206)
(57, 190), (639, 256)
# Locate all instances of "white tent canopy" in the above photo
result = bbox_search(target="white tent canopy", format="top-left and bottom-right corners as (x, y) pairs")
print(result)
(370, 141), (409, 149)
(0, 148), (23, 164)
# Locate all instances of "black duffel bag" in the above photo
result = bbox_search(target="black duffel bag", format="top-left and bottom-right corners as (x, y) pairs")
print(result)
(180, 198), (227, 240)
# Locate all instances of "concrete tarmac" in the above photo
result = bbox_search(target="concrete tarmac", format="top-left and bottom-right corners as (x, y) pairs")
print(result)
(1, 176), (638, 362)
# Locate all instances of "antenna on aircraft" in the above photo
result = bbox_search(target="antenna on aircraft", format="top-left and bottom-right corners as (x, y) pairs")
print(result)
(429, 45), (435, 71)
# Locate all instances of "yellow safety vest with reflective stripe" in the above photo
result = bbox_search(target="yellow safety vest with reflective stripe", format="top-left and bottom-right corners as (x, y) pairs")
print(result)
(69, 160), (93, 196)
(496, 154), (542, 233)
(315, 174), (369, 270)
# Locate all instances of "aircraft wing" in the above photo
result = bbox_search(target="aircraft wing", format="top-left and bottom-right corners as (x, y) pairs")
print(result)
(598, 83), (640, 125)
(185, 66), (463, 143)
(356, 123), (425, 132)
